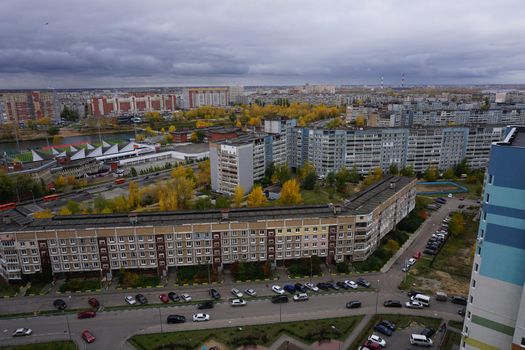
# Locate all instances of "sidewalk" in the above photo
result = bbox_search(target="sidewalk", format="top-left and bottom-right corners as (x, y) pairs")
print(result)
(342, 314), (373, 350)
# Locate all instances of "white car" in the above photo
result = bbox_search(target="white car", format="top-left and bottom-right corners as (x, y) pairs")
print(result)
(125, 296), (136, 305)
(448, 193), (453, 198)
(405, 300), (424, 309)
(344, 280), (358, 289)
(407, 258), (417, 266)
(181, 293), (192, 301)
(12, 328), (32, 337)
(245, 288), (257, 297)
(272, 285), (285, 294)
(231, 288), (243, 298)
(230, 298), (247, 306)
(305, 282), (319, 292)
(293, 293), (309, 301)
(368, 334), (387, 347)
(192, 313), (210, 322)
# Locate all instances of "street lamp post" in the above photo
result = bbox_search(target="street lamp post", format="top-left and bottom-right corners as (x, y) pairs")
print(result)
(207, 262), (211, 285)
(310, 256), (313, 281)
(331, 325), (341, 350)
(158, 307), (163, 333)
(65, 312), (72, 341)
(279, 301), (282, 323)
(375, 279), (380, 315)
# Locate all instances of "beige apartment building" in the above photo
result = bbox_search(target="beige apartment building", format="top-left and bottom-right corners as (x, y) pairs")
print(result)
(0, 176), (416, 282)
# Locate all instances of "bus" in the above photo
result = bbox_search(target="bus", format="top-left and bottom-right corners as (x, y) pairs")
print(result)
(0, 202), (16, 211)
(115, 178), (126, 185)
(43, 194), (60, 202)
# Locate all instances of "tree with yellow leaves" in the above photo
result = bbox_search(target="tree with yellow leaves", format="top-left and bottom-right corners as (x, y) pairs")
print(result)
(196, 120), (213, 128)
(247, 185), (267, 208)
(33, 209), (54, 219)
(233, 185), (244, 208)
(355, 116), (366, 126)
(362, 167), (383, 186)
(128, 181), (140, 209)
(235, 120), (242, 128)
(197, 159), (211, 187)
(145, 126), (155, 136)
(58, 207), (72, 215)
(54, 175), (66, 189)
(279, 179), (302, 205)
(168, 125), (176, 133)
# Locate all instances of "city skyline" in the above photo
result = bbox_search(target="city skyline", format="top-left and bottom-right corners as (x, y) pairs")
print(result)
(1, 0), (524, 89)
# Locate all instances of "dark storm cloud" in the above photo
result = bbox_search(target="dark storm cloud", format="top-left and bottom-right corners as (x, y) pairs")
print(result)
(0, 0), (524, 88)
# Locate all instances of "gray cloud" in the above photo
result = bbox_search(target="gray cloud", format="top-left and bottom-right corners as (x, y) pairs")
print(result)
(0, 0), (524, 88)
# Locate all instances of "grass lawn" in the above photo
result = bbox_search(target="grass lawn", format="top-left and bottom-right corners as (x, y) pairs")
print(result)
(399, 212), (478, 295)
(349, 314), (442, 350)
(441, 330), (462, 350)
(0, 281), (19, 297)
(59, 278), (101, 293)
(301, 187), (345, 205)
(448, 320), (464, 329)
(0, 341), (76, 350)
(454, 179), (482, 200)
(25, 281), (50, 296)
(130, 315), (364, 350)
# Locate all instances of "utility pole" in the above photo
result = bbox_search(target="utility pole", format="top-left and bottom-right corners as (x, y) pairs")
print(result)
(207, 262), (211, 285)
(65, 313), (72, 341)
(158, 307), (163, 333)
(375, 279), (380, 314)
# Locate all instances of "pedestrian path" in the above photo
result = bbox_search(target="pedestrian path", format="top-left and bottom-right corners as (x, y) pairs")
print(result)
(342, 313), (373, 350)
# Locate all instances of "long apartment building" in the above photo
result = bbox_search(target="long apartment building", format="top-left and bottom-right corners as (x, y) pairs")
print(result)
(90, 93), (177, 117)
(461, 126), (525, 350)
(182, 87), (230, 108)
(0, 176), (416, 282)
(0, 91), (58, 122)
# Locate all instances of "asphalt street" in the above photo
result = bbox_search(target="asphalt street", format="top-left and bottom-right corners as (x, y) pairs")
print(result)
(0, 196), (475, 349)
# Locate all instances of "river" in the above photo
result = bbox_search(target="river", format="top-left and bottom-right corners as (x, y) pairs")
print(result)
(0, 131), (136, 156)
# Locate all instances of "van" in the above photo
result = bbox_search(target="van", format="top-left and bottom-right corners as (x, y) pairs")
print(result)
(411, 294), (431, 307)
(410, 334), (433, 346)
(436, 291), (448, 302)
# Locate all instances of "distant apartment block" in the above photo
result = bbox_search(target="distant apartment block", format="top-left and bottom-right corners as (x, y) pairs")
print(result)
(0, 176), (416, 281)
(182, 87), (230, 108)
(0, 91), (58, 122)
(90, 93), (176, 117)
(461, 126), (525, 350)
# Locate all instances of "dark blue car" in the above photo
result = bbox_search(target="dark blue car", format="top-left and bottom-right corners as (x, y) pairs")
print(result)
(374, 323), (393, 336)
(283, 285), (296, 293)
(294, 283), (307, 293)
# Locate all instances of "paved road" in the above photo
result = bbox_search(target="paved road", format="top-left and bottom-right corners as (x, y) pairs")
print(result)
(0, 196), (476, 348)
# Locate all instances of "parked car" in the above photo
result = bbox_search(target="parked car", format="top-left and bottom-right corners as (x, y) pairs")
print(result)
(159, 294), (169, 303)
(272, 285), (285, 294)
(378, 320), (396, 331)
(368, 334), (387, 347)
(436, 291), (448, 302)
(192, 313), (210, 322)
(77, 310), (96, 319)
(328, 282), (340, 290)
(12, 328), (32, 337)
(383, 300), (402, 307)
(407, 258), (417, 266)
(168, 292), (180, 302)
(420, 328), (436, 338)
(316, 282), (331, 290)
(125, 296), (136, 305)
(245, 289), (257, 297)
(135, 294), (147, 304)
(88, 297), (99, 308)
(53, 299), (67, 310)
(230, 298), (247, 307)
(181, 293), (192, 302)
(336, 281), (349, 289)
(344, 280), (358, 289)
(197, 301), (214, 309)
(413, 251), (422, 259)
(293, 293), (309, 301)
(167, 315), (186, 324)
(210, 288), (221, 300)
(363, 340), (381, 350)
(305, 282), (319, 292)
(424, 248), (437, 255)
(271, 295), (289, 303)
(451, 296), (468, 305)
(356, 277), (371, 288)
(402, 264), (411, 272)
(284, 285), (296, 293)
(346, 300), (362, 309)
(405, 300), (424, 309)
(81, 330), (96, 343)
(294, 283), (307, 293)
(458, 204), (465, 209)
(407, 290), (425, 297)
(231, 288), (243, 298)
(373, 324), (393, 336)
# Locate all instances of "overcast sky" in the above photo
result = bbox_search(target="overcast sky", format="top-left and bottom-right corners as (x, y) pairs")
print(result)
(0, 0), (524, 88)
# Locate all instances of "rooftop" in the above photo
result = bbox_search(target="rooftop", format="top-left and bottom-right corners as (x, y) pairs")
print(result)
(500, 125), (525, 147)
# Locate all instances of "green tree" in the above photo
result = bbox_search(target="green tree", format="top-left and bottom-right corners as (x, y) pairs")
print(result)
(454, 158), (470, 177)
(335, 167), (351, 193)
(47, 126), (60, 136)
(388, 163), (399, 175)
(272, 164), (291, 185)
(0, 171), (15, 201)
(65, 200), (81, 215)
(326, 171), (335, 187)
(348, 165), (360, 183)
(400, 165), (415, 177)
(194, 196), (213, 210)
(301, 172), (317, 190)
(449, 212), (465, 236)
(443, 167), (455, 179)
(130, 167), (137, 177)
(215, 196), (230, 209)
(424, 165), (439, 181)
(60, 106), (80, 122)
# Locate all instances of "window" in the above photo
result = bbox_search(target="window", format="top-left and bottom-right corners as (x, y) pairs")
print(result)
(474, 263), (479, 272)
(483, 211), (487, 221)
(485, 193), (490, 203)
(467, 311), (471, 319)
(488, 174), (493, 184)
(480, 229), (484, 239)
(477, 247), (481, 255)
(109, 237), (115, 243)
(470, 295), (473, 303)
(128, 236), (134, 242)
(472, 279), (476, 288)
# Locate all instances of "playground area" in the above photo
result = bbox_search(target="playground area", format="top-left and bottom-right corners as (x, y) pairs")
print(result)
(416, 181), (468, 195)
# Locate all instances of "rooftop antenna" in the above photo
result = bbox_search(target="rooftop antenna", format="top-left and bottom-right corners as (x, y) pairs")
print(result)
(380, 74), (384, 90)
(401, 73), (405, 88)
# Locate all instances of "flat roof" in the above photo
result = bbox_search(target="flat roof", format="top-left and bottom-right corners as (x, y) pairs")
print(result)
(497, 125), (525, 147)
(0, 176), (414, 232)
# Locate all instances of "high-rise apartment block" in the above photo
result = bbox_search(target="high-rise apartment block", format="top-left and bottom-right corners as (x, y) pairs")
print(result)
(182, 87), (230, 108)
(461, 126), (525, 350)
(0, 91), (58, 122)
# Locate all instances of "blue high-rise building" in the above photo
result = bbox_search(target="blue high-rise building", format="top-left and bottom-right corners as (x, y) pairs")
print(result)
(462, 126), (525, 350)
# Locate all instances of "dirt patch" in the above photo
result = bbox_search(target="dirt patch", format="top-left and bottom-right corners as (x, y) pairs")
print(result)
(416, 183), (459, 193)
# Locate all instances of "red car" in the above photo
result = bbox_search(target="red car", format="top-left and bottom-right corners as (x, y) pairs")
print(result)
(412, 251), (422, 260)
(363, 340), (381, 350)
(78, 310), (96, 319)
(159, 294), (169, 303)
(81, 330), (96, 343)
(88, 297), (99, 308)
